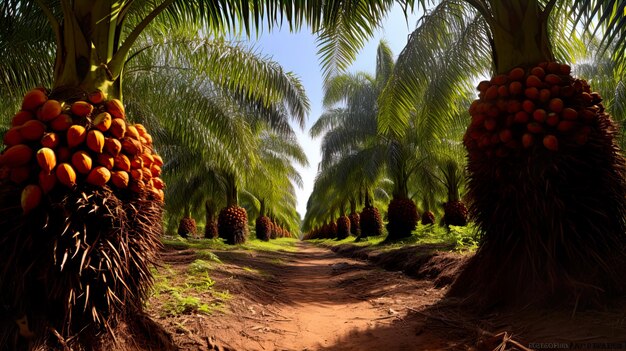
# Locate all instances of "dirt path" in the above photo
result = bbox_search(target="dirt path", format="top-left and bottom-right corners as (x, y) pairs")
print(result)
(150, 241), (460, 351)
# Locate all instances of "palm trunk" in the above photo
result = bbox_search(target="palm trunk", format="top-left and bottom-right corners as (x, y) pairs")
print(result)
(0, 3), (170, 348)
(454, 0), (626, 308)
(204, 200), (218, 239)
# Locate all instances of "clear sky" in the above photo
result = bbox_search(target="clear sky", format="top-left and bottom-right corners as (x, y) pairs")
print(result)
(246, 5), (421, 219)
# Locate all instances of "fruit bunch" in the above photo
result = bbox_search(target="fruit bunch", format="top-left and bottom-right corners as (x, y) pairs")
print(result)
(218, 205), (248, 244)
(336, 215), (351, 239)
(178, 216), (197, 238)
(328, 220), (338, 239)
(204, 219), (218, 239)
(464, 62), (601, 158)
(348, 212), (360, 235)
(443, 201), (468, 227)
(269, 221), (278, 239)
(421, 210), (435, 225)
(1, 88), (165, 213)
(386, 198), (419, 239)
(360, 206), (382, 238)
(255, 216), (272, 241)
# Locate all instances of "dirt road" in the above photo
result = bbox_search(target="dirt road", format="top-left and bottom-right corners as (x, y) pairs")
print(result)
(151, 241), (459, 351)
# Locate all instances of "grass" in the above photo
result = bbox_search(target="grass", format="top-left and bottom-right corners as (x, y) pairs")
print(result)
(162, 236), (299, 253)
(151, 235), (297, 318)
(149, 260), (230, 318)
(310, 223), (479, 253)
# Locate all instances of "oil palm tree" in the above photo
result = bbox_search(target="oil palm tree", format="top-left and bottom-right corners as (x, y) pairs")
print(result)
(378, 0), (626, 308)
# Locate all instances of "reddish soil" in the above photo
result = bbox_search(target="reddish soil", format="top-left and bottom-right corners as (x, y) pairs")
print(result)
(147, 241), (626, 351)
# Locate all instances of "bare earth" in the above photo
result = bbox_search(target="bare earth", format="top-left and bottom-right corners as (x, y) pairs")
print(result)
(149, 242), (461, 351)
(148, 241), (626, 351)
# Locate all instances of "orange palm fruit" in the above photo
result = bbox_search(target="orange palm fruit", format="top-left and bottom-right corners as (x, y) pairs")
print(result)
(152, 154), (163, 167)
(39, 170), (57, 194)
(12, 110), (34, 127)
(3, 128), (23, 146)
(22, 89), (47, 111)
(50, 113), (73, 131)
(67, 125), (87, 148)
(104, 138), (122, 156)
(19, 120), (46, 141)
(71, 151), (92, 174)
(105, 99), (125, 119)
(110, 170), (129, 188)
(86, 166), (111, 186)
(109, 118), (126, 139)
(0, 144), (33, 167)
(21, 184), (43, 214)
(121, 138), (142, 155)
(134, 124), (148, 137)
(150, 164), (162, 177)
(125, 125), (140, 140)
(56, 163), (77, 187)
(130, 157), (143, 169)
(70, 101), (94, 117)
(36, 147), (56, 174)
(97, 154), (114, 170)
(114, 154), (131, 172)
(93, 112), (112, 132)
(152, 177), (165, 190)
(88, 90), (105, 104)
(86, 129), (105, 153)
(38, 99), (62, 121)
(41, 132), (60, 149)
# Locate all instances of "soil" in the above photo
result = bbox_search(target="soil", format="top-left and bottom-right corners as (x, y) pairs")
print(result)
(146, 241), (626, 351)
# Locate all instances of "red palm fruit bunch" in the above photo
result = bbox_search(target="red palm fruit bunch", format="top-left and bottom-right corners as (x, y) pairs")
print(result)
(442, 201), (468, 227)
(464, 63), (596, 158)
(359, 206), (383, 238)
(0, 88), (165, 343)
(453, 62), (626, 307)
(1, 89), (165, 212)
(178, 216), (197, 238)
(385, 198), (419, 240)
(336, 215), (351, 239)
(218, 205), (248, 244)
(348, 212), (360, 235)
(269, 221), (277, 239)
(421, 210), (436, 225)
(328, 220), (338, 238)
(255, 216), (272, 241)
(204, 219), (218, 239)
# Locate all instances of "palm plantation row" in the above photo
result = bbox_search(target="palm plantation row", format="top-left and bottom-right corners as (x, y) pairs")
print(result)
(1, 1), (625, 350)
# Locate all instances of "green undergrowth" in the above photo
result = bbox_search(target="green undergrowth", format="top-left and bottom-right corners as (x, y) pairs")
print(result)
(148, 261), (231, 318)
(310, 223), (479, 253)
(162, 236), (298, 253)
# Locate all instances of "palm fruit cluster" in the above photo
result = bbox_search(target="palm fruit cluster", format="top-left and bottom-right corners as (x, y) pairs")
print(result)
(442, 201), (468, 226)
(0, 88), (165, 213)
(178, 216), (197, 238)
(336, 215), (351, 239)
(255, 216), (272, 241)
(204, 219), (218, 239)
(218, 205), (248, 244)
(386, 198), (419, 240)
(348, 211), (360, 235)
(451, 61), (626, 308)
(0, 88), (165, 348)
(359, 206), (383, 238)
(421, 210), (435, 225)
(464, 62), (598, 158)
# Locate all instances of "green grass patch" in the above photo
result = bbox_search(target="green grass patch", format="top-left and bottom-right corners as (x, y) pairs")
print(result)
(309, 223), (479, 253)
(163, 236), (299, 253)
(149, 260), (229, 318)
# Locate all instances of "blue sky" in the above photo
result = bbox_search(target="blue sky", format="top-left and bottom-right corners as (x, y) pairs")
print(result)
(246, 5), (421, 218)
